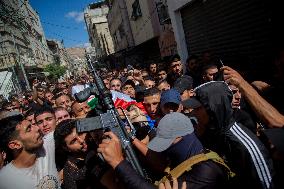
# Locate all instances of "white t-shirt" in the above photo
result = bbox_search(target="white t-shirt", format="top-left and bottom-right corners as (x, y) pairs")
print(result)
(0, 132), (60, 189)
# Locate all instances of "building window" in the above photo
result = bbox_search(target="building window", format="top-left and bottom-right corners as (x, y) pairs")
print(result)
(118, 24), (125, 39)
(35, 50), (39, 58)
(156, 1), (170, 25)
(42, 52), (45, 60)
(131, 0), (142, 21)
(113, 33), (118, 45)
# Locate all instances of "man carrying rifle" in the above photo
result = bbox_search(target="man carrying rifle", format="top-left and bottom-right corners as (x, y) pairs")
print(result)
(98, 113), (233, 189)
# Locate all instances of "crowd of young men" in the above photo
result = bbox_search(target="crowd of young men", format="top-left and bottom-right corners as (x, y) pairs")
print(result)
(0, 51), (284, 189)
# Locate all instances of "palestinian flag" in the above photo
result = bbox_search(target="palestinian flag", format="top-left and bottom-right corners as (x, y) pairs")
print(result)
(87, 95), (98, 110)
(111, 90), (146, 114)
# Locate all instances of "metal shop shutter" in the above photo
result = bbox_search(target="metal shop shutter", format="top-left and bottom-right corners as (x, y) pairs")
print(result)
(180, 0), (274, 73)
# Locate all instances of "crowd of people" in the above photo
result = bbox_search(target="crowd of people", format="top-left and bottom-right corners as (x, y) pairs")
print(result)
(0, 50), (283, 189)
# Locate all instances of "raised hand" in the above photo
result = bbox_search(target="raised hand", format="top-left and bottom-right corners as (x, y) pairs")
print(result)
(97, 132), (124, 169)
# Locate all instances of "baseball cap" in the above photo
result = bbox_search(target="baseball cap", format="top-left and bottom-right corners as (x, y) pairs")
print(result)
(182, 97), (202, 109)
(263, 128), (284, 153)
(160, 89), (181, 107)
(173, 75), (193, 93)
(148, 112), (194, 152)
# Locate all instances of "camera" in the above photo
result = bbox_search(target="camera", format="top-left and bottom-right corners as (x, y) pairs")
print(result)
(74, 84), (99, 103)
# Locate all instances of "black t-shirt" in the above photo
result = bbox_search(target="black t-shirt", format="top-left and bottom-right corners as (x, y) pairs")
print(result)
(62, 152), (108, 189)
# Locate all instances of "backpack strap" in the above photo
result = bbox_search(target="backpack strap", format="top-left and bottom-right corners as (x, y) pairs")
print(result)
(204, 151), (235, 178)
(155, 150), (235, 186)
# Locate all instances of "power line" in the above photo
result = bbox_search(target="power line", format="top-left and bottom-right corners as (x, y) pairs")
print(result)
(45, 30), (86, 43)
(41, 21), (81, 30)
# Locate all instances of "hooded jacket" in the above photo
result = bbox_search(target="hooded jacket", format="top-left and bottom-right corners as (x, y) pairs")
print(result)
(195, 81), (274, 189)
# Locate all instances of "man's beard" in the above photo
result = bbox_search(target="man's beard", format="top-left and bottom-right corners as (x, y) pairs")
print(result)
(25, 142), (44, 154)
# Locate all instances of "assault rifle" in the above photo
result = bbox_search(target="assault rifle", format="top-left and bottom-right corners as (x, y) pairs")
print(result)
(75, 55), (147, 178)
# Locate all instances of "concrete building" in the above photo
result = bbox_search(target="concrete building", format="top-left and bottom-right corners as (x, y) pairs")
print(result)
(0, 0), (53, 91)
(121, 0), (176, 65)
(167, 0), (284, 76)
(107, 0), (134, 52)
(155, 0), (177, 58)
(84, 1), (114, 59)
(46, 39), (69, 67)
(20, 0), (52, 67)
(66, 47), (87, 75)
(0, 0), (52, 69)
(0, 0), (29, 70)
(125, 0), (159, 46)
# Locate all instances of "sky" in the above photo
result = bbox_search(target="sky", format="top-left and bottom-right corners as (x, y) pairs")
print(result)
(30, 0), (99, 48)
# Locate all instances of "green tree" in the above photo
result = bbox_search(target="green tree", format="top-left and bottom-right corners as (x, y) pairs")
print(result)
(44, 63), (67, 81)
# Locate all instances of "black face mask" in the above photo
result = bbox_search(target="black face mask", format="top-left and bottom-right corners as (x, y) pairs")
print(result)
(163, 133), (203, 167)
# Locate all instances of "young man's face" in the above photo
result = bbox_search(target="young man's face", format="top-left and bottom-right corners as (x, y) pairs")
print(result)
(55, 110), (70, 124)
(49, 85), (55, 92)
(149, 64), (157, 74)
(122, 84), (136, 98)
(203, 67), (218, 82)
(144, 80), (155, 89)
(64, 128), (88, 153)
(158, 70), (167, 81)
(58, 82), (66, 89)
(72, 102), (90, 118)
(143, 94), (161, 118)
(26, 93), (33, 102)
(188, 59), (198, 71)
(170, 61), (183, 76)
(62, 88), (69, 95)
(157, 82), (170, 92)
(141, 71), (149, 79)
(120, 69), (127, 76)
(36, 112), (56, 135)
(45, 92), (54, 102)
(37, 89), (45, 100)
(110, 79), (122, 91)
(26, 114), (37, 127)
(229, 85), (242, 109)
(14, 120), (43, 152)
(5, 102), (20, 112)
(55, 95), (72, 112)
(103, 79), (110, 89)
